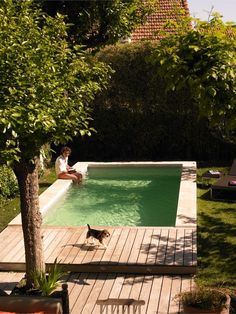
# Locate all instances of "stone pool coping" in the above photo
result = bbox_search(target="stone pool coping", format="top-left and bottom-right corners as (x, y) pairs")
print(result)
(9, 161), (196, 228)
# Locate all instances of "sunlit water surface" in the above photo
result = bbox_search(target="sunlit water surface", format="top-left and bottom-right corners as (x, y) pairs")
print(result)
(44, 167), (181, 226)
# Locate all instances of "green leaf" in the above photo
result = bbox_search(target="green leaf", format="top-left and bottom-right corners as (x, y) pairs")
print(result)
(189, 45), (200, 51)
(208, 87), (217, 97)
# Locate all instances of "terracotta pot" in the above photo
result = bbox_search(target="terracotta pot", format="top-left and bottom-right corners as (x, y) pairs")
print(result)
(0, 296), (63, 314)
(183, 294), (230, 314)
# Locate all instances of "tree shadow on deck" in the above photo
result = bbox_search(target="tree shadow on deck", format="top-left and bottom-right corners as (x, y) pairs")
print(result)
(140, 229), (196, 265)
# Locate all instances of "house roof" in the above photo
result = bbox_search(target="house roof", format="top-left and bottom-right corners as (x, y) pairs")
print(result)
(130, 0), (190, 41)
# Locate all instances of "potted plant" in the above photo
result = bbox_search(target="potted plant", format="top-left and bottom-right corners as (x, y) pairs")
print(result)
(176, 287), (231, 314)
(31, 259), (66, 296)
(0, 259), (69, 314)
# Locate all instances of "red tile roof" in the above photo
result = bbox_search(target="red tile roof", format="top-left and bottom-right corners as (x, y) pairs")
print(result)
(131, 0), (190, 41)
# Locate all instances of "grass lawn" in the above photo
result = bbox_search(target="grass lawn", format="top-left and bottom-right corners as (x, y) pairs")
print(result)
(197, 167), (236, 290)
(0, 165), (235, 291)
(0, 167), (57, 232)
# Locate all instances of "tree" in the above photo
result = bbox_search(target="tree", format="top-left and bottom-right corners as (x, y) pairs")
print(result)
(150, 14), (236, 141)
(0, 0), (110, 286)
(39, 0), (155, 48)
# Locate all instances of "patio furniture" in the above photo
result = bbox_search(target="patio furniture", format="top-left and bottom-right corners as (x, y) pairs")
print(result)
(211, 159), (236, 201)
(202, 170), (223, 179)
(96, 298), (145, 314)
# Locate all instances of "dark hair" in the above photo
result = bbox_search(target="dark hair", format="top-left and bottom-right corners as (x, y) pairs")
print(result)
(60, 146), (71, 155)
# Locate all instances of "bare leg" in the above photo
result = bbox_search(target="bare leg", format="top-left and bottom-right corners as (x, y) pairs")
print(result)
(74, 172), (82, 182)
(58, 172), (80, 183)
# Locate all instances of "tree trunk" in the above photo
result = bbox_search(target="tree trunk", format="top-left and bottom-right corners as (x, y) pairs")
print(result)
(13, 158), (45, 287)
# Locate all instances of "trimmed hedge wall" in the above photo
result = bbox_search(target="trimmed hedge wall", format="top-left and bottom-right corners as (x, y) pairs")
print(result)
(70, 42), (235, 162)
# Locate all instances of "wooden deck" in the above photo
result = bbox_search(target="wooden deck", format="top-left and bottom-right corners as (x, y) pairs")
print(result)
(0, 225), (197, 274)
(0, 271), (195, 314)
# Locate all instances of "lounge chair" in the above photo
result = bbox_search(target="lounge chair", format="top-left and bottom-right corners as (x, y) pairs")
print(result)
(211, 159), (236, 201)
(202, 169), (222, 179)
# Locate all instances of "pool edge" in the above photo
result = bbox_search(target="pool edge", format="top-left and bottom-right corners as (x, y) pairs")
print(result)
(8, 161), (196, 228)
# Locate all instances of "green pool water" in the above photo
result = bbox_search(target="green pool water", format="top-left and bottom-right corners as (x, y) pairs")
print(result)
(44, 167), (181, 226)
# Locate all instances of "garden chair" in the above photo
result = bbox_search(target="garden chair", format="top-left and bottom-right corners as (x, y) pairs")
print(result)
(211, 159), (236, 201)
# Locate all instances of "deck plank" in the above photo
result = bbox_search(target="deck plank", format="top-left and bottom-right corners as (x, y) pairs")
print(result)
(95, 273), (117, 300)
(47, 228), (75, 263)
(118, 228), (138, 264)
(108, 273), (125, 299)
(100, 228), (122, 263)
(0, 226), (197, 275)
(168, 276), (182, 314)
(146, 275), (163, 313)
(139, 275), (155, 313)
(16, 228), (59, 264)
(0, 227), (22, 261)
(158, 275), (173, 314)
(147, 228), (161, 264)
(68, 272), (90, 310)
(59, 228), (84, 263)
(137, 228), (153, 264)
(109, 228), (130, 264)
(2, 235), (24, 263)
(71, 273), (98, 314)
(183, 229), (193, 266)
(92, 273), (117, 314)
(128, 228), (146, 264)
(81, 273), (107, 314)
(63, 229), (88, 264)
(165, 229), (177, 265)
(43, 229), (62, 258)
(156, 229), (169, 264)
(174, 228), (185, 266)
(0, 271), (195, 314)
(119, 274), (135, 298)
(129, 275), (144, 300)
(44, 228), (69, 262)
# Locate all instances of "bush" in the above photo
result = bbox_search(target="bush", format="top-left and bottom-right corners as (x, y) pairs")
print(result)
(71, 42), (236, 162)
(0, 165), (18, 198)
(177, 287), (228, 310)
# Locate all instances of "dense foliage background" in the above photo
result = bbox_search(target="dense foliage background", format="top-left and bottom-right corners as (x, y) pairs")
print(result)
(67, 42), (236, 163)
(38, 0), (154, 48)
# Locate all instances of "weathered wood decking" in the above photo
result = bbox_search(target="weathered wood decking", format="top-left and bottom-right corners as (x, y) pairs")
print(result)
(0, 271), (194, 314)
(0, 225), (196, 274)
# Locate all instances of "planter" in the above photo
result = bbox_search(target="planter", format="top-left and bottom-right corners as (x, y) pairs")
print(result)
(0, 284), (69, 314)
(182, 294), (231, 314)
(0, 295), (63, 314)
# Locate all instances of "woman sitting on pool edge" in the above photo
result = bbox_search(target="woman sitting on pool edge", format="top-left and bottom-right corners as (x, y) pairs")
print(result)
(55, 146), (82, 184)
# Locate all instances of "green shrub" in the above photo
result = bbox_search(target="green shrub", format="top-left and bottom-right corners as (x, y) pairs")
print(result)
(177, 287), (228, 310)
(32, 259), (65, 296)
(0, 165), (18, 198)
(72, 42), (236, 162)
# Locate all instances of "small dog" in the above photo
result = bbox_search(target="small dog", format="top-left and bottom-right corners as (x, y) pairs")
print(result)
(86, 224), (110, 247)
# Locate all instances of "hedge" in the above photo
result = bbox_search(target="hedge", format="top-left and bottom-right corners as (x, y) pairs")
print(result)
(68, 42), (235, 162)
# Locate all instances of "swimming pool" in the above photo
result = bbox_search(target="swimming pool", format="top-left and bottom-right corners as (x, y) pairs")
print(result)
(44, 165), (182, 226)
(9, 161), (197, 228)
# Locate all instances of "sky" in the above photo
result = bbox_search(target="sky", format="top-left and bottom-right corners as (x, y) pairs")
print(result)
(187, 0), (236, 22)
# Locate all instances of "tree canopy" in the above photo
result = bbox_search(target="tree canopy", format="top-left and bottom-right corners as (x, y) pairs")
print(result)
(0, 0), (110, 165)
(150, 14), (236, 141)
(38, 0), (155, 48)
(0, 0), (110, 285)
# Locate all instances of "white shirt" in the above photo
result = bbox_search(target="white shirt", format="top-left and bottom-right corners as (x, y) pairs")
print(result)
(55, 155), (68, 175)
